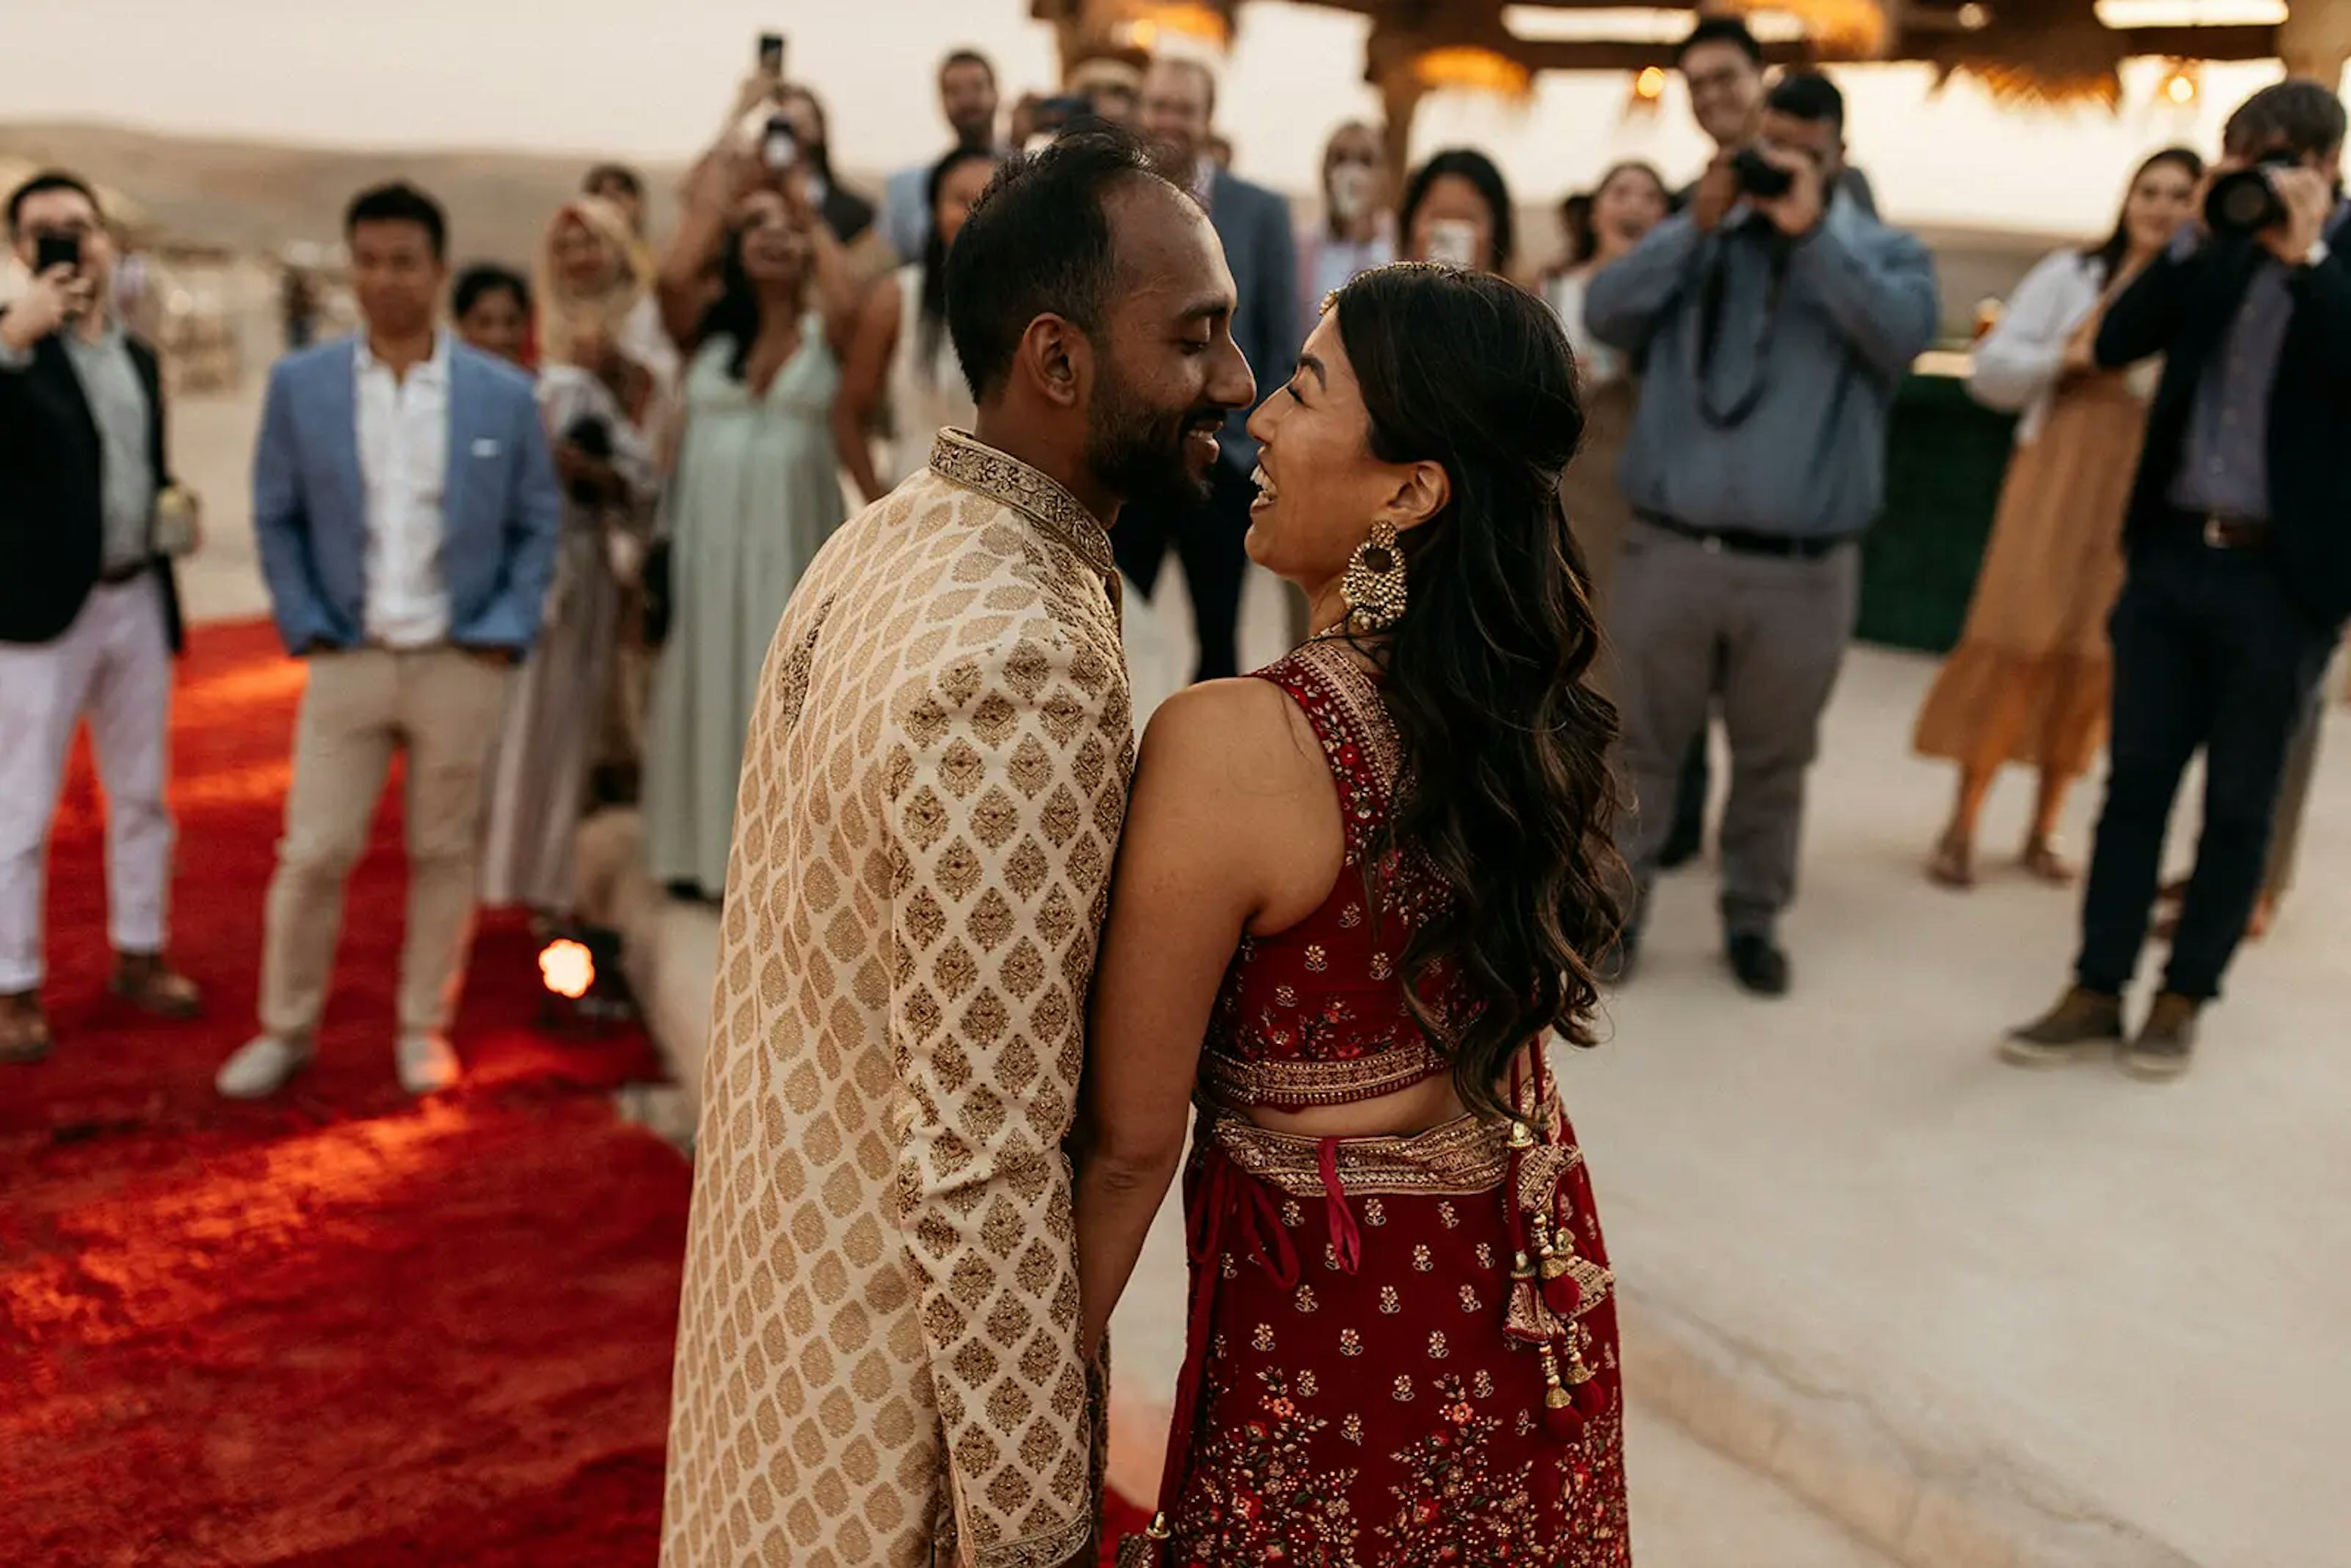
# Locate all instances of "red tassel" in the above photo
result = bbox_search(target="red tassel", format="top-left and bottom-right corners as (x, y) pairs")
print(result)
(1542, 1270), (1584, 1318)
(1574, 1374), (1610, 1419)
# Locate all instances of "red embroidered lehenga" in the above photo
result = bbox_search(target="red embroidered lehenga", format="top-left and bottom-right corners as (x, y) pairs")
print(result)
(1124, 642), (1631, 1567)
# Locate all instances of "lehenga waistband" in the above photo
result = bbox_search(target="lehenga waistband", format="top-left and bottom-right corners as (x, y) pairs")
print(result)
(1202, 1099), (1574, 1200)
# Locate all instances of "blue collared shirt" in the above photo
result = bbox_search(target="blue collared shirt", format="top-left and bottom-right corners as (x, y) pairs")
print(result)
(1583, 192), (1940, 538)
(2167, 200), (2351, 520)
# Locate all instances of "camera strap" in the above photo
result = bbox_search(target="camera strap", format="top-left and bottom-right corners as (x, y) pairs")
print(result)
(1695, 225), (1792, 431)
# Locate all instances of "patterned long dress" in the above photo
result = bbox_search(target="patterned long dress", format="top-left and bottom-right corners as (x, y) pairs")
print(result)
(1123, 642), (1632, 1567)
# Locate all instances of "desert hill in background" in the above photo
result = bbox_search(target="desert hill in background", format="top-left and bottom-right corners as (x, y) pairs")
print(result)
(3, 118), (2063, 334)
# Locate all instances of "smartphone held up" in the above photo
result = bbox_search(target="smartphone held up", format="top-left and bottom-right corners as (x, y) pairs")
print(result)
(35, 231), (81, 278)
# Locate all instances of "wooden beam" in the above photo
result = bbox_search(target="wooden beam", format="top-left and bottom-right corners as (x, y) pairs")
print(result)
(1507, 36), (1813, 72)
(2109, 23), (2281, 63)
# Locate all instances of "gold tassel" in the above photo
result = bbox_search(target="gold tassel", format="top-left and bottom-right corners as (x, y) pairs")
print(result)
(1117, 1513), (1172, 1568)
(1504, 1251), (1554, 1344)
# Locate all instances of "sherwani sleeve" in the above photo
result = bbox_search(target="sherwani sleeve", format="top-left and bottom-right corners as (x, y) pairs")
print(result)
(884, 622), (1129, 1567)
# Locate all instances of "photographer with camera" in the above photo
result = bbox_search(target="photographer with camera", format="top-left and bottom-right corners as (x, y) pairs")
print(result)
(0, 170), (206, 1065)
(1585, 70), (1937, 997)
(2007, 80), (2351, 1078)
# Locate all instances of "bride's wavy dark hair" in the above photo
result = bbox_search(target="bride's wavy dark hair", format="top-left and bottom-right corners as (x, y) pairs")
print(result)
(1329, 263), (1624, 1114)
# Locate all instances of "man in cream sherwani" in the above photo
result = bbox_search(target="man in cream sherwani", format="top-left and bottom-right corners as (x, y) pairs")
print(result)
(661, 129), (1256, 1568)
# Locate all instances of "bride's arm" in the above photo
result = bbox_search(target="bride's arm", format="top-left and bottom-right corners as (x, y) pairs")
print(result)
(1072, 680), (1305, 1361)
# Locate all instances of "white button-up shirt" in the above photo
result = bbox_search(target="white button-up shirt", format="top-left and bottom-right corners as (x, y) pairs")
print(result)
(354, 331), (451, 647)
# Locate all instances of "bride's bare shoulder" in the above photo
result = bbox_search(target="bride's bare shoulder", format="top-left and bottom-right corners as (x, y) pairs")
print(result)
(1134, 675), (1329, 804)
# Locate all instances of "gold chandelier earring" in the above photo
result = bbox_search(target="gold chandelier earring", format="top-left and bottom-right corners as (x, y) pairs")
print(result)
(1340, 519), (1409, 632)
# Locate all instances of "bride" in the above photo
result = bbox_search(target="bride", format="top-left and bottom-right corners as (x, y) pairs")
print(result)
(1074, 262), (1632, 1564)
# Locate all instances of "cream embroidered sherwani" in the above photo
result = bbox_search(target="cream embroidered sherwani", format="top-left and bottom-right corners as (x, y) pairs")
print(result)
(661, 431), (1132, 1568)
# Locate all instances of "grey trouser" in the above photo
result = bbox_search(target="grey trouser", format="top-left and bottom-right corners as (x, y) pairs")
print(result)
(1611, 520), (1861, 939)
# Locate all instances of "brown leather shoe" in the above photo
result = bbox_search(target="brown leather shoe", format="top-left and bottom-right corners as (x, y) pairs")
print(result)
(2121, 992), (2199, 1081)
(0, 991), (52, 1065)
(2001, 986), (2124, 1067)
(109, 951), (202, 1019)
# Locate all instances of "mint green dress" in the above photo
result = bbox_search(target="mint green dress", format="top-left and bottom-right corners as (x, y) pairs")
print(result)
(643, 321), (845, 895)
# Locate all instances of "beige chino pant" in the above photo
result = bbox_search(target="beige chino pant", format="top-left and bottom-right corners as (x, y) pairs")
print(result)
(257, 646), (513, 1043)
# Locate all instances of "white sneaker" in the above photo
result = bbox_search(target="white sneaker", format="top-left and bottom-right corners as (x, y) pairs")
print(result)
(216, 1035), (312, 1099)
(396, 1032), (461, 1096)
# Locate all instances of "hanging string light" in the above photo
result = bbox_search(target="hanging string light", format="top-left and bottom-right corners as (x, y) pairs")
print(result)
(2156, 58), (2202, 107)
(1626, 64), (1668, 116)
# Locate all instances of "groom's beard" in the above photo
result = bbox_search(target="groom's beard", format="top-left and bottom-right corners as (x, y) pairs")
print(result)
(1085, 364), (1220, 511)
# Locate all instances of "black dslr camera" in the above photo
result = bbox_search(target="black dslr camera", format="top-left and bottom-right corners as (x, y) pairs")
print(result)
(2205, 152), (2299, 236)
(1731, 145), (1794, 201)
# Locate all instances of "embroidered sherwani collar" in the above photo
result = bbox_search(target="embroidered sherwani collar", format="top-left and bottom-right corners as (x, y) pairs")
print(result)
(929, 429), (1116, 582)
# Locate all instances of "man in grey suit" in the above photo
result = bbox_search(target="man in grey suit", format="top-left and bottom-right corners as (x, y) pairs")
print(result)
(217, 182), (560, 1100)
(1118, 56), (1297, 681)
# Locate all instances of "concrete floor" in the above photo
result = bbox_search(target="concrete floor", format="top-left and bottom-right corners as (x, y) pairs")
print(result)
(172, 381), (2346, 1568)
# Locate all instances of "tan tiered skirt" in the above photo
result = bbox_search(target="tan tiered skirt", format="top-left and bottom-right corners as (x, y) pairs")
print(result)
(1914, 376), (2150, 778)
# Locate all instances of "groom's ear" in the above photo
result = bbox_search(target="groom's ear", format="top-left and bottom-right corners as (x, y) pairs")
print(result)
(1016, 313), (1088, 411)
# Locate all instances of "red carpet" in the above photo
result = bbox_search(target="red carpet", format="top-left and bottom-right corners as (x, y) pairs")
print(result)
(1, 620), (1148, 1566)
(1, 620), (685, 1567)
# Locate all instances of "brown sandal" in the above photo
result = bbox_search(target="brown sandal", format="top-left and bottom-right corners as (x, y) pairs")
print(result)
(1927, 831), (1975, 890)
(1, 991), (51, 1065)
(2021, 839), (2077, 887)
(109, 953), (203, 1019)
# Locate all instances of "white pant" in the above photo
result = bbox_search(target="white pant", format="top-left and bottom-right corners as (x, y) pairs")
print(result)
(0, 577), (175, 992)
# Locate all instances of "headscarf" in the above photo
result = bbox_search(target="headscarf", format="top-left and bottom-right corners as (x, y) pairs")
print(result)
(534, 196), (645, 370)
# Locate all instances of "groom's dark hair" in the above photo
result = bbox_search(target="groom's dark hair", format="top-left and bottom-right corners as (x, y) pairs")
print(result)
(945, 126), (1180, 402)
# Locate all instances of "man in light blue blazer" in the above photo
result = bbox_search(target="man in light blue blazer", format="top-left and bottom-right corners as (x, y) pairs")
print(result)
(1118, 57), (1298, 681)
(218, 182), (560, 1101)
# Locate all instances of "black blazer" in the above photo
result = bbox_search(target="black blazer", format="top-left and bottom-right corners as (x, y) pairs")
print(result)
(0, 310), (184, 651)
(2096, 221), (2351, 629)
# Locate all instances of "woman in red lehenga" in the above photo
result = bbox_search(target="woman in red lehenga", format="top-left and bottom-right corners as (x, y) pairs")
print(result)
(1075, 263), (1630, 1566)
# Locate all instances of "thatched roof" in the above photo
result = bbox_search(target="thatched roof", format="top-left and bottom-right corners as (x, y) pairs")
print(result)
(1253, 1), (2307, 107)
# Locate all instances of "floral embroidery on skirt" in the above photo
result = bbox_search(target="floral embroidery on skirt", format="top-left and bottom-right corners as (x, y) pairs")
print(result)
(1150, 1105), (1632, 1567)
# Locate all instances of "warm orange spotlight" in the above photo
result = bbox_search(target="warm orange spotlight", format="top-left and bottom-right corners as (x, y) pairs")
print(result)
(539, 939), (595, 1000)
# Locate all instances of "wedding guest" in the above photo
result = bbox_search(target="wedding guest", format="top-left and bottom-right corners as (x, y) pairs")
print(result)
(1400, 148), (1515, 275)
(882, 49), (1001, 264)
(775, 85), (876, 248)
(217, 182), (560, 1099)
(583, 163), (656, 290)
(1, 170), (201, 1063)
(1295, 121), (1396, 329)
(1586, 72), (1938, 997)
(2008, 81), (2351, 1074)
(465, 263), (657, 916)
(1916, 149), (2201, 889)
(450, 263), (531, 367)
(837, 146), (1002, 500)
(642, 141), (858, 901)
(1547, 160), (1672, 614)
(1117, 56), (1295, 683)
(536, 195), (676, 422)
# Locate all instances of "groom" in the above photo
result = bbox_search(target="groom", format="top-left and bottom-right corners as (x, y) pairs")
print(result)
(660, 129), (1254, 1568)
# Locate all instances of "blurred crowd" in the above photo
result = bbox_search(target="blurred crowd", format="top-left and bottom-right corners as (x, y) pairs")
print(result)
(2, 18), (2344, 1082)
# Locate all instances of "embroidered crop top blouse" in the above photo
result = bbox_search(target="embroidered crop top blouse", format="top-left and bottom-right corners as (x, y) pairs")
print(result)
(1199, 640), (1461, 1111)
